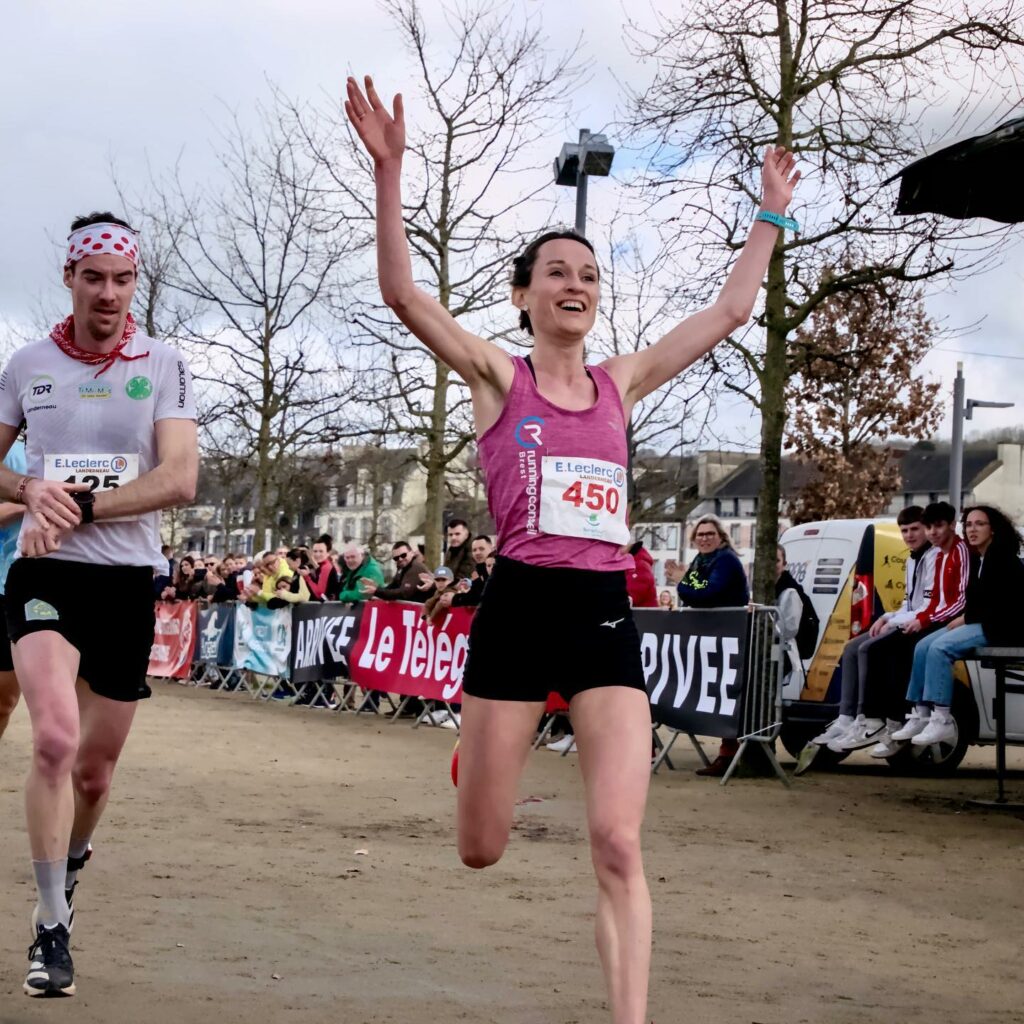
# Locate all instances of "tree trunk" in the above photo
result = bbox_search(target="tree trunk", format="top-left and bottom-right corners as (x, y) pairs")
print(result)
(423, 356), (450, 567)
(753, 249), (788, 604)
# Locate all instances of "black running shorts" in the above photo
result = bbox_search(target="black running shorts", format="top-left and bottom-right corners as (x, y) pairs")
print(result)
(0, 595), (12, 673)
(5, 557), (156, 702)
(461, 556), (647, 702)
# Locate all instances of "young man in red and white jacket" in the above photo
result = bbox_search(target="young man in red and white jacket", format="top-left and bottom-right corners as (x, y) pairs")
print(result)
(889, 501), (969, 746)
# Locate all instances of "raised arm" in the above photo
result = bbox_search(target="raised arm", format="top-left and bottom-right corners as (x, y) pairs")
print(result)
(602, 147), (801, 411)
(345, 76), (512, 399)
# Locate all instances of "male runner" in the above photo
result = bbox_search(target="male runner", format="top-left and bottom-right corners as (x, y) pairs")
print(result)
(0, 212), (198, 997)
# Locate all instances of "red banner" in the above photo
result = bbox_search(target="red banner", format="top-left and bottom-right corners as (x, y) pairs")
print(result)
(349, 600), (473, 702)
(148, 601), (197, 679)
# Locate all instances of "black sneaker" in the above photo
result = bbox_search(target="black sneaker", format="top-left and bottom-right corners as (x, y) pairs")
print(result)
(24, 924), (75, 997)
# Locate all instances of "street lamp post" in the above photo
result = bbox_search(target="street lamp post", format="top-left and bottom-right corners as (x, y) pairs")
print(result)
(948, 361), (1015, 510)
(553, 129), (615, 236)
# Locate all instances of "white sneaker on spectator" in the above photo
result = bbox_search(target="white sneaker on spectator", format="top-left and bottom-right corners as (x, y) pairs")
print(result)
(891, 710), (930, 741)
(437, 711), (459, 730)
(837, 716), (886, 751)
(546, 734), (576, 753)
(912, 710), (956, 746)
(869, 721), (907, 758)
(825, 714), (865, 752)
(812, 716), (854, 746)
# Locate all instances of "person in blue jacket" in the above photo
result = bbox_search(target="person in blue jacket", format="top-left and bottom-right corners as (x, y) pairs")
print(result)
(665, 514), (750, 775)
(0, 438), (27, 743)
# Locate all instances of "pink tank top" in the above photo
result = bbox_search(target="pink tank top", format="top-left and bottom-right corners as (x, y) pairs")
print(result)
(478, 356), (633, 572)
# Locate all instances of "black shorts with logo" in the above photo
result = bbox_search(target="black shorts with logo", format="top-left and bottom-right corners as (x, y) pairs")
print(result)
(461, 555), (646, 703)
(5, 557), (155, 702)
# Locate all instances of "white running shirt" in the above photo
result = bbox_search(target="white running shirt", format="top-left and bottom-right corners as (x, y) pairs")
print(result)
(0, 330), (197, 570)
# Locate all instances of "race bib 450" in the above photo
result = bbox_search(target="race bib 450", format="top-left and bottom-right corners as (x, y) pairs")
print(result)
(539, 455), (630, 545)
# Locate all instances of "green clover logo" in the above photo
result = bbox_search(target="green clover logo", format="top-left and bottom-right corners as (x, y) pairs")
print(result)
(126, 376), (153, 400)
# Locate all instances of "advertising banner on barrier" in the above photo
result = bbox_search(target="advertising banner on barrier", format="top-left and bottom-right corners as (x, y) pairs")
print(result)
(233, 605), (292, 676)
(348, 600), (473, 702)
(290, 602), (365, 683)
(148, 601), (197, 679)
(635, 608), (749, 738)
(195, 605), (236, 666)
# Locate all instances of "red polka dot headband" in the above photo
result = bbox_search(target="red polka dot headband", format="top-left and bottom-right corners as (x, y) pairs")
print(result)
(65, 223), (140, 269)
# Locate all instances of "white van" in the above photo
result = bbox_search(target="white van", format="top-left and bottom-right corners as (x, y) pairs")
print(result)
(779, 518), (1020, 773)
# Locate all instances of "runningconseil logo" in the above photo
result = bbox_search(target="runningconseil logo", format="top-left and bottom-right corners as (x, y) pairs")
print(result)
(514, 416), (544, 449)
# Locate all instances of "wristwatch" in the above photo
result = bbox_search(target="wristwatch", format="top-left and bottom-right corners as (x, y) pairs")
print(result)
(72, 489), (96, 525)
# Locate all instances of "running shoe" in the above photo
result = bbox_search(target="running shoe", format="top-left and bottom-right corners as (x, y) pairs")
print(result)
(24, 924), (75, 998)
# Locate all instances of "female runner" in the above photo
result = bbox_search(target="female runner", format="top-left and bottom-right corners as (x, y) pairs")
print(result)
(346, 74), (800, 1024)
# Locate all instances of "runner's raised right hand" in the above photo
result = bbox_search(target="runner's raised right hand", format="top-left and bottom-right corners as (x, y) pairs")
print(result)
(345, 76), (405, 165)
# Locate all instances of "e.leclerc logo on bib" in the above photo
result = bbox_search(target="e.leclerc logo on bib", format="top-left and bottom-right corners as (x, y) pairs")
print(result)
(110, 456), (129, 474)
(514, 416), (544, 449)
(126, 376), (152, 400)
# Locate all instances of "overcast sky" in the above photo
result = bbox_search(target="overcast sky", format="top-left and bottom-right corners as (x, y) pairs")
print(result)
(2, 0), (1021, 446)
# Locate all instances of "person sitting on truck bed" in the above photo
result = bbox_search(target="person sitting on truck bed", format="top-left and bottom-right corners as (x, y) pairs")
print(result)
(812, 505), (937, 752)
(890, 504), (1024, 750)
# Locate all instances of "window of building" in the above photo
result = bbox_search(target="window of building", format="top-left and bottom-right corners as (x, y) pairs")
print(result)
(730, 523), (741, 545)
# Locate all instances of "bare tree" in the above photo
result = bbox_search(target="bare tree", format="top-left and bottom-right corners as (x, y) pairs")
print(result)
(625, 0), (1024, 598)
(138, 102), (367, 549)
(785, 280), (942, 522)
(293, 0), (580, 564)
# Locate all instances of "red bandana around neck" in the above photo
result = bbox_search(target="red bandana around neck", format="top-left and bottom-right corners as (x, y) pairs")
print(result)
(49, 313), (150, 378)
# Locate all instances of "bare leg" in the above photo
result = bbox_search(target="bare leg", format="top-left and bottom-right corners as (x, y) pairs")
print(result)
(71, 679), (137, 843)
(13, 633), (81, 861)
(456, 694), (545, 868)
(0, 668), (19, 742)
(571, 686), (652, 1024)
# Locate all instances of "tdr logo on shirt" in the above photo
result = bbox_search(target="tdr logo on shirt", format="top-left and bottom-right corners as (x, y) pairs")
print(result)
(515, 416), (544, 449)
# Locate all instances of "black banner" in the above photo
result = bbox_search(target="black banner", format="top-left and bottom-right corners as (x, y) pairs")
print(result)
(634, 608), (750, 739)
(196, 605), (236, 666)
(290, 602), (365, 684)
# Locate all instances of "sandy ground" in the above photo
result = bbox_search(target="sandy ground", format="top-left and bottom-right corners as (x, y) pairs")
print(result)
(1, 682), (1023, 1024)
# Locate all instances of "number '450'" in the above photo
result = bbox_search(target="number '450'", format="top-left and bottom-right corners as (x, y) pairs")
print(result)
(561, 480), (619, 514)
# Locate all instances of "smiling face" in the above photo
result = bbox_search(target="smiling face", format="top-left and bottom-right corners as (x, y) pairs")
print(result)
(692, 521), (722, 556)
(311, 542), (328, 565)
(342, 547), (362, 570)
(512, 238), (599, 343)
(64, 253), (137, 345)
(471, 537), (492, 563)
(899, 520), (928, 552)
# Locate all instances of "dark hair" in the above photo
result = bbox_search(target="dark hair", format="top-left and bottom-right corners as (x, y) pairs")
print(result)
(473, 534), (492, 545)
(286, 547), (311, 569)
(315, 533), (333, 550)
(511, 229), (597, 336)
(897, 505), (925, 527)
(776, 544), (787, 566)
(922, 501), (957, 526)
(70, 211), (134, 233)
(447, 518), (469, 532)
(392, 540), (411, 550)
(961, 504), (1022, 555)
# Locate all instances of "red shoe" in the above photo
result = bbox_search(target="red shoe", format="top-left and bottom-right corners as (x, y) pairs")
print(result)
(695, 754), (732, 778)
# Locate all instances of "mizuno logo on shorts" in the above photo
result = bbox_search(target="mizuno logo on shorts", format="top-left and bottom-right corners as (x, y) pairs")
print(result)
(600, 618), (623, 629)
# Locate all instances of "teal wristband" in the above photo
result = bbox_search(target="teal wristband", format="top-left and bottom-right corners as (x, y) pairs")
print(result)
(755, 210), (799, 232)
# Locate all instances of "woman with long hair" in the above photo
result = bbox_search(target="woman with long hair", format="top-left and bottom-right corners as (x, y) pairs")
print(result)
(894, 504), (1024, 748)
(345, 74), (800, 1024)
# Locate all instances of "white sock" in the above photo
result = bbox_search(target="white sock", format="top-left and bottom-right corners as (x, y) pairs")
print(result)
(933, 705), (951, 722)
(837, 714), (854, 727)
(32, 859), (70, 931)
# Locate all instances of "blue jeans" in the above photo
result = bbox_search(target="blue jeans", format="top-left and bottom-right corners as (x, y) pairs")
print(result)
(905, 623), (987, 707)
